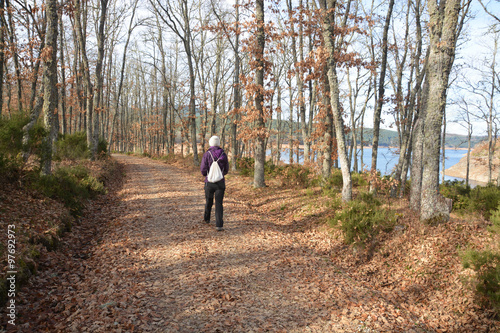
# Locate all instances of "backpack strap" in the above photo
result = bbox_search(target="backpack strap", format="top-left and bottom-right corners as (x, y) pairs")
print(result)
(208, 150), (219, 163)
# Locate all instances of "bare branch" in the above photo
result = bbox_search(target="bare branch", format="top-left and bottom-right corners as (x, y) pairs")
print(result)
(478, 0), (500, 24)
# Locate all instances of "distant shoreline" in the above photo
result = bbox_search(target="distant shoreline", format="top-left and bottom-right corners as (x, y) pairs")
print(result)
(444, 144), (497, 186)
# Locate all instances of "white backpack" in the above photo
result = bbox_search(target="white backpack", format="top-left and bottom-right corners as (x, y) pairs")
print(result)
(207, 151), (224, 183)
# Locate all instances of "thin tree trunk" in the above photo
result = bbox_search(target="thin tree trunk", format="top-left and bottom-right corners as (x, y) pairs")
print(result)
(229, 0), (241, 170)
(253, 0), (266, 188)
(74, 0), (94, 157)
(320, 0), (352, 202)
(277, 86), (282, 164)
(487, 36), (497, 183)
(466, 129), (471, 187)
(441, 111), (446, 183)
(92, 0), (108, 159)
(6, 0), (22, 112)
(41, 0), (59, 175)
(322, 65), (333, 182)
(0, 0), (6, 114)
(109, 0), (138, 152)
(289, 82), (294, 164)
(59, 6), (67, 135)
(370, 0), (395, 193)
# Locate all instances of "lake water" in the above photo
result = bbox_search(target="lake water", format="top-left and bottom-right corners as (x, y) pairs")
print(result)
(272, 147), (467, 182)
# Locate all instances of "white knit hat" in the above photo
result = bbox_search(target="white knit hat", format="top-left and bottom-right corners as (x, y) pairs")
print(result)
(209, 136), (220, 147)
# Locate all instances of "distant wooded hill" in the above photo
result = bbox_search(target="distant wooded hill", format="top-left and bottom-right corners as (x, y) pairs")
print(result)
(206, 117), (485, 149)
(355, 128), (485, 149)
(262, 120), (486, 149)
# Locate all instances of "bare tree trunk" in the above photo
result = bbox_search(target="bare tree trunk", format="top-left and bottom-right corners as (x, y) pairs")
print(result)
(228, 0), (241, 170)
(320, 0), (352, 202)
(92, 0), (108, 158)
(322, 66), (333, 182)
(6, 0), (22, 112)
(288, 81), (294, 164)
(150, 0), (198, 164)
(390, 0), (426, 197)
(59, 6), (67, 135)
(370, 0), (395, 193)
(410, 109), (424, 210)
(0, 0), (5, 113)
(109, 0), (138, 152)
(441, 111), (446, 183)
(41, 0), (59, 175)
(487, 35), (497, 183)
(466, 129), (471, 187)
(277, 86), (282, 164)
(420, 0), (465, 223)
(293, 0), (309, 162)
(253, 0), (266, 188)
(74, 0), (94, 157)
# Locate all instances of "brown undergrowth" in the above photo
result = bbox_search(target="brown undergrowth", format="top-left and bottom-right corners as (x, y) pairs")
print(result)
(226, 166), (498, 331)
(0, 158), (124, 327)
(162, 153), (498, 331)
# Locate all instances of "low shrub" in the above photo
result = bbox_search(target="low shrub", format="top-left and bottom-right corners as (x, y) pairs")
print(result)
(469, 185), (500, 220)
(330, 199), (396, 245)
(325, 169), (344, 188)
(31, 165), (106, 216)
(280, 164), (312, 188)
(489, 205), (500, 234)
(0, 113), (46, 181)
(264, 160), (283, 177)
(356, 191), (381, 206)
(351, 172), (368, 187)
(461, 247), (500, 314)
(0, 113), (29, 155)
(0, 154), (23, 182)
(441, 182), (500, 220)
(97, 137), (108, 158)
(54, 132), (89, 160)
(237, 157), (254, 177)
(440, 180), (471, 206)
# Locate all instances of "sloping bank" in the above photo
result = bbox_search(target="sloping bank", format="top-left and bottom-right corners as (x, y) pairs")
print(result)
(0, 158), (123, 310)
(445, 142), (498, 185)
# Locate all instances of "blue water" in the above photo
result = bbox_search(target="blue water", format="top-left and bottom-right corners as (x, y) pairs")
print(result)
(271, 147), (467, 182)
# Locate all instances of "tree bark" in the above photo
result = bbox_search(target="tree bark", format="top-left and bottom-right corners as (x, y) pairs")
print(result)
(0, 0), (5, 114)
(253, 0), (266, 188)
(40, 0), (59, 175)
(92, 0), (108, 159)
(231, 0), (241, 171)
(322, 65), (333, 182)
(420, 0), (464, 223)
(6, 0), (22, 112)
(487, 35), (497, 183)
(59, 7), (67, 135)
(370, 0), (395, 193)
(319, 0), (352, 202)
(109, 0), (138, 152)
(74, 0), (94, 157)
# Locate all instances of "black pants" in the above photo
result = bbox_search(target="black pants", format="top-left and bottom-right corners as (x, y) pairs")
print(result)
(204, 181), (225, 227)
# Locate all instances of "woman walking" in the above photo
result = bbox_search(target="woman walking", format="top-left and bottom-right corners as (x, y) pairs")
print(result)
(200, 136), (229, 231)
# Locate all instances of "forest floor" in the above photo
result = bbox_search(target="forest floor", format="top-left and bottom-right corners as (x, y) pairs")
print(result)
(1, 154), (498, 332)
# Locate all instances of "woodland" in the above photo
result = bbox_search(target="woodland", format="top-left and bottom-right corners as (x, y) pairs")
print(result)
(0, 0), (500, 331)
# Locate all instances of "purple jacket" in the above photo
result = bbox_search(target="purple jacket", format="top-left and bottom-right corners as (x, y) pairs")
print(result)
(200, 146), (229, 183)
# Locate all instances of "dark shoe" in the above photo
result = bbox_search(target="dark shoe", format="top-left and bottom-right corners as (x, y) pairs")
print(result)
(216, 227), (224, 231)
(203, 220), (209, 224)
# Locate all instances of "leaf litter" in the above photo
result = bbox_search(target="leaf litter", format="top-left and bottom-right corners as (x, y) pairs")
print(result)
(1, 154), (497, 332)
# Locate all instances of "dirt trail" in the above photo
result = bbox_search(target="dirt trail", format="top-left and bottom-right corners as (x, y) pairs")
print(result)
(14, 155), (433, 332)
